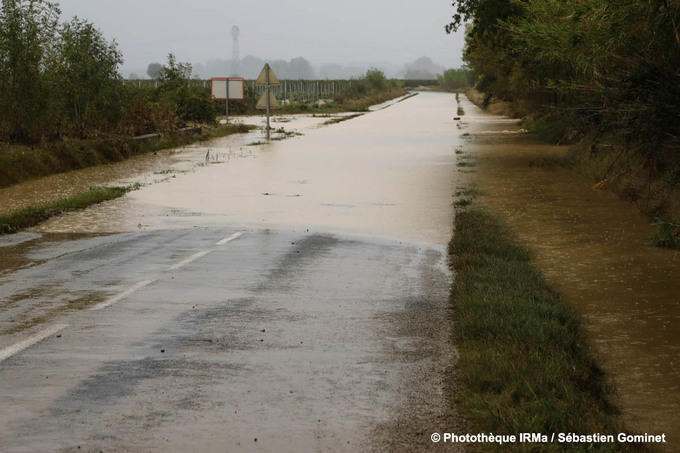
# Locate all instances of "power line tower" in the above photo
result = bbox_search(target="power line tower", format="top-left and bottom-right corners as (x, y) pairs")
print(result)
(231, 26), (240, 76)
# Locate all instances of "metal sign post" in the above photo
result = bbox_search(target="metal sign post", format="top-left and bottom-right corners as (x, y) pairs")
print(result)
(210, 77), (244, 123)
(255, 63), (280, 140)
(266, 67), (270, 139)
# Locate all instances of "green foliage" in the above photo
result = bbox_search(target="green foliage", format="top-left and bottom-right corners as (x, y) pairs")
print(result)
(0, 1), (126, 142)
(153, 54), (216, 124)
(333, 69), (402, 105)
(0, 4), (218, 145)
(146, 62), (161, 79)
(363, 68), (389, 91)
(451, 0), (680, 141)
(0, 0), (61, 142)
(450, 0), (680, 225)
(437, 68), (475, 90)
(51, 17), (124, 136)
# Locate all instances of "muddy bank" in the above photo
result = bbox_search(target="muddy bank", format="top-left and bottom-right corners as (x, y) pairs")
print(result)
(458, 96), (680, 448)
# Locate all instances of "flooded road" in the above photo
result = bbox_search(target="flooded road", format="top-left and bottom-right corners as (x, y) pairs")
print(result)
(5, 89), (675, 450)
(27, 97), (459, 245)
(0, 93), (466, 452)
(458, 97), (680, 447)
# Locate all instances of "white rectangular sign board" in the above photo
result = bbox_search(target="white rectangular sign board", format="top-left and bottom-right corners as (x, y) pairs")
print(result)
(211, 77), (244, 100)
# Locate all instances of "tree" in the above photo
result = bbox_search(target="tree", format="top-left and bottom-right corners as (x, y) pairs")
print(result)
(438, 68), (475, 90)
(51, 17), (124, 135)
(0, 0), (61, 142)
(154, 54), (215, 123)
(146, 62), (162, 79)
(404, 56), (443, 80)
(446, 0), (525, 102)
(156, 54), (192, 92)
(289, 57), (316, 80)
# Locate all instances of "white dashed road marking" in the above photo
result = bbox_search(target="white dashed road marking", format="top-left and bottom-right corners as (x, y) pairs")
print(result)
(216, 232), (244, 245)
(168, 250), (212, 270)
(0, 231), (245, 363)
(91, 280), (155, 311)
(0, 324), (69, 363)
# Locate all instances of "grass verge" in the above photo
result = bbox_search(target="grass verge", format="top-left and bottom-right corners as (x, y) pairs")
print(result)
(449, 207), (649, 452)
(0, 185), (134, 235)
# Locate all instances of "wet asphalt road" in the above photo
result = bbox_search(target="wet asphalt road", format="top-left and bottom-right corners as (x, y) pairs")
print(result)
(0, 228), (456, 452)
(0, 92), (467, 452)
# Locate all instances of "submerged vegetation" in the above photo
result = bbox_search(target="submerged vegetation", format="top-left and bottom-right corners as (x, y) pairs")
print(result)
(449, 206), (647, 451)
(0, 185), (134, 234)
(0, 123), (255, 189)
(448, 0), (680, 248)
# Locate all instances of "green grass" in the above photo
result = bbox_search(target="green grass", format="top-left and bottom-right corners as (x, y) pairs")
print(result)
(458, 106), (465, 116)
(0, 185), (134, 234)
(449, 208), (649, 452)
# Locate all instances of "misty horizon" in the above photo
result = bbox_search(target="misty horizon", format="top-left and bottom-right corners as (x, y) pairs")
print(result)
(129, 54), (454, 81)
(53, 0), (466, 81)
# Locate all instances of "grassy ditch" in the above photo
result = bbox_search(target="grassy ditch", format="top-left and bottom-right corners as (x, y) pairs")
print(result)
(0, 185), (134, 235)
(0, 123), (255, 189)
(449, 207), (648, 452)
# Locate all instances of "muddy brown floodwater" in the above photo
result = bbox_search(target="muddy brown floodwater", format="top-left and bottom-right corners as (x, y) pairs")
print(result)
(25, 95), (461, 245)
(458, 97), (680, 448)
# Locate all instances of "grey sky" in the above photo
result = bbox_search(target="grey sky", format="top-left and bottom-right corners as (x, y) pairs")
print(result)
(54, 0), (466, 77)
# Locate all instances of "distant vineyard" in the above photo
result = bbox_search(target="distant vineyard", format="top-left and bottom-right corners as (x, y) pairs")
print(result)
(124, 79), (354, 103)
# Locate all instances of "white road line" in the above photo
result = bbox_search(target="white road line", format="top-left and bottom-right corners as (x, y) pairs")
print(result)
(168, 250), (212, 270)
(216, 232), (244, 245)
(91, 280), (155, 311)
(0, 324), (69, 363)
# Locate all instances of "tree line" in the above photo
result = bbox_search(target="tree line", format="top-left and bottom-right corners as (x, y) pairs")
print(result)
(0, 0), (215, 144)
(448, 0), (680, 173)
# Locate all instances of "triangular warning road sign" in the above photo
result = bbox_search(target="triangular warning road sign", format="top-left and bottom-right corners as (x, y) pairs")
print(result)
(256, 91), (280, 110)
(256, 63), (280, 86)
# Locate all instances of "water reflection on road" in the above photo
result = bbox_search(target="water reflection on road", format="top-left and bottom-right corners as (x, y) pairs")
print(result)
(29, 93), (461, 246)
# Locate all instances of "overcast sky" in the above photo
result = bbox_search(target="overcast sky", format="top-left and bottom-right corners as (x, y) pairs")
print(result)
(54, 0), (466, 77)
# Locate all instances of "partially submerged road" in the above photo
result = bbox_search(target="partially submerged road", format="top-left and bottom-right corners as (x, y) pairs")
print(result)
(0, 92), (466, 452)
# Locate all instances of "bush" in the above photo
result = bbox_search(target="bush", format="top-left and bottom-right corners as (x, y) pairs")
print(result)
(178, 94), (216, 123)
(438, 68), (475, 91)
